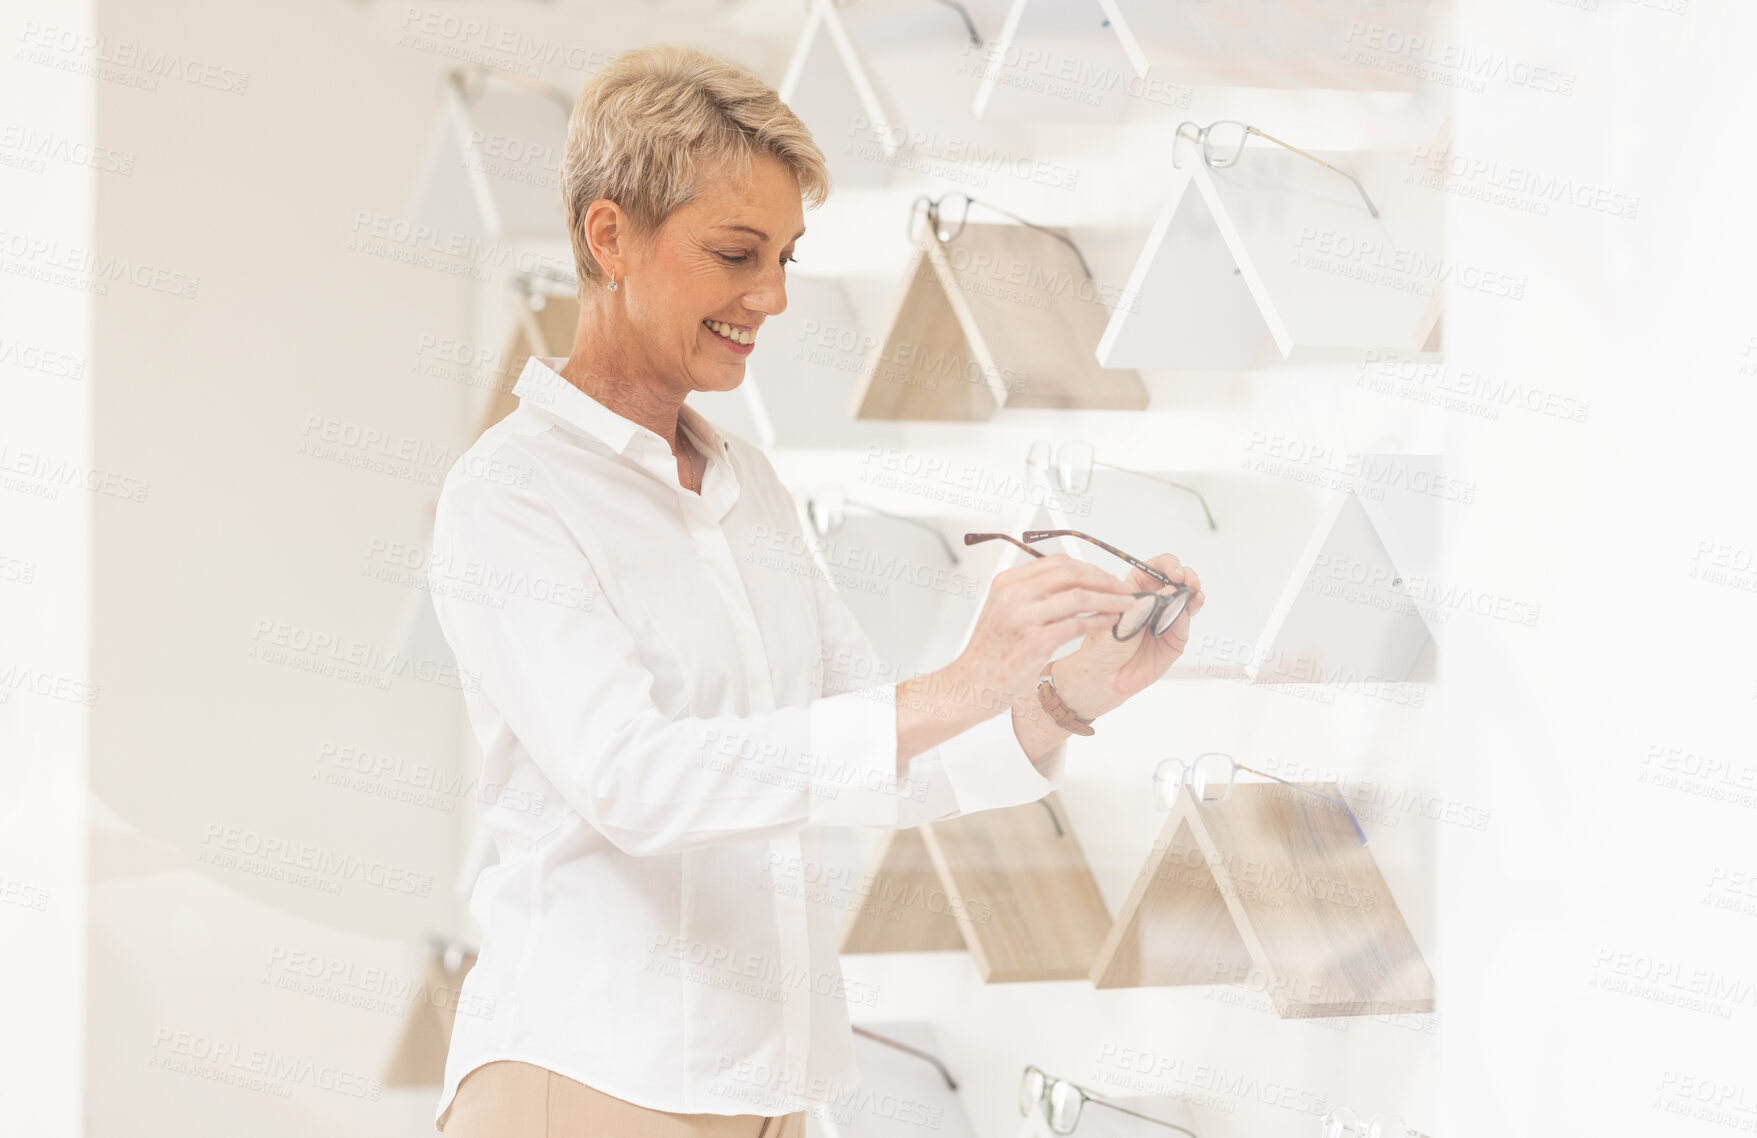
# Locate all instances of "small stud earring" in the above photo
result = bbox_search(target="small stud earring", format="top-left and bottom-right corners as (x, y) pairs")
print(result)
(606, 272), (619, 292)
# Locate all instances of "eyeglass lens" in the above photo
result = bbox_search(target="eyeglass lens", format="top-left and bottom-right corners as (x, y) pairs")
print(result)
(1366, 1114), (1411, 1138)
(1025, 440), (1094, 496)
(936, 193), (973, 241)
(1018, 1067), (1045, 1116)
(1046, 1079), (1084, 1135)
(1191, 753), (1235, 800)
(1203, 120), (1249, 168)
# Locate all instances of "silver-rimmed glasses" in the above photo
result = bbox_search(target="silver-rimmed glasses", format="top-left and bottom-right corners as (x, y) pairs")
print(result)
(1020, 1065), (1198, 1137)
(1322, 1108), (1431, 1138)
(1172, 120), (1380, 219)
(907, 192), (1096, 279)
(1155, 752), (1368, 845)
(1025, 440), (1218, 531)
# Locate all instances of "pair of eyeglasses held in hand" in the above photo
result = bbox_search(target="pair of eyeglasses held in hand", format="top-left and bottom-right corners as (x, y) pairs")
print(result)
(1155, 751), (1368, 845)
(963, 530), (1194, 641)
(1020, 1065), (1198, 1137)
(1173, 119), (1380, 219)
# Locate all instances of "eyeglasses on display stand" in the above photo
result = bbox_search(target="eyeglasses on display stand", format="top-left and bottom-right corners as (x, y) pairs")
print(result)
(1024, 440), (1219, 532)
(1172, 119), (1380, 219)
(1321, 1107), (1432, 1138)
(1153, 752), (1369, 845)
(1018, 1065), (1198, 1137)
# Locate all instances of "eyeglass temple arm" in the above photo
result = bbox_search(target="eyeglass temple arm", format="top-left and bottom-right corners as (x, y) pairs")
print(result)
(1091, 460), (1218, 530)
(1023, 530), (1176, 588)
(1246, 126), (1380, 219)
(845, 498), (960, 563)
(1087, 1096), (1199, 1138)
(964, 532), (1047, 560)
(1170, 120), (1202, 167)
(959, 198), (1096, 282)
(932, 0), (982, 44)
(850, 1026), (958, 1091)
(1237, 763), (1370, 845)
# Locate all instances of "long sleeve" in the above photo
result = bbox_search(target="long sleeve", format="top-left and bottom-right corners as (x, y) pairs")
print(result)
(429, 471), (928, 857)
(802, 517), (1069, 830)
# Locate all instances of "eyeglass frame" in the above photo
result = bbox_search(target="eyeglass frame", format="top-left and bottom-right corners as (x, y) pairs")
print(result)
(962, 530), (1194, 642)
(1172, 119), (1380, 219)
(1025, 440), (1219, 531)
(908, 192), (1096, 280)
(1321, 1107), (1431, 1138)
(1019, 1065), (1198, 1138)
(1155, 751), (1368, 845)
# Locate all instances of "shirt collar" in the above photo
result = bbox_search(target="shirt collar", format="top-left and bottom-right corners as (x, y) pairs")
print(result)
(513, 356), (727, 459)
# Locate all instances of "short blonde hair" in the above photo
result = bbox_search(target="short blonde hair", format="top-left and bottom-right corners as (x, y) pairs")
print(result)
(560, 45), (830, 286)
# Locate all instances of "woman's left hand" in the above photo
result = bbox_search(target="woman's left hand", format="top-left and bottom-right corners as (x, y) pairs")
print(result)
(1050, 554), (1205, 719)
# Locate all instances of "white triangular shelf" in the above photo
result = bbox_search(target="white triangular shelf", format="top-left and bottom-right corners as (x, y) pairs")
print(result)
(973, 0), (1142, 124)
(780, 0), (898, 189)
(854, 225), (1148, 421)
(783, 0), (1033, 184)
(792, 499), (978, 682)
(407, 70), (571, 242)
(1098, 155), (1439, 369)
(1248, 485), (1434, 685)
(737, 277), (909, 452)
(1097, 0), (1435, 91)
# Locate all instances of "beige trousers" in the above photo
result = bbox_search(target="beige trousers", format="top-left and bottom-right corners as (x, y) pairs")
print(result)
(439, 1061), (808, 1138)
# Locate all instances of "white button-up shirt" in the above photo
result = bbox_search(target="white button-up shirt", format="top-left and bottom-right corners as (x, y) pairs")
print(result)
(428, 356), (1067, 1127)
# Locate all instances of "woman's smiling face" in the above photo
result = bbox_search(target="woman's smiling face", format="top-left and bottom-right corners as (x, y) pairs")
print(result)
(619, 154), (804, 394)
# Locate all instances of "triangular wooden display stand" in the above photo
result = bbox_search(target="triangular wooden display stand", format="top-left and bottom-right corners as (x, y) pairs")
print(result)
(382, 948), (478, 1086)
(1098, 0), (1431, 91)
(839, 794), (1113, 982)
(840, 828), (968, 954)
(1098, 157), (1436, 369)
(1090, 783), (1434, 1018)
(854, 224), (1148, 421)
(1248, 487), (1433, 685)
(480, 290), (579, 436)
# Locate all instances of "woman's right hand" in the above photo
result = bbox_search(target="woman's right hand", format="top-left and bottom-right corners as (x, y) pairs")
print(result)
(946, 553), (1139, 719)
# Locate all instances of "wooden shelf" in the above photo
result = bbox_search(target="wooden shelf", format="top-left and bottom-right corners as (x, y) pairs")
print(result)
(840, 794), (1113, 982)
(407, 72), (570, 242)
(383, 946), (477, 1085)
(1098, 0), (1436, 91)
(854, 224), (1148, 421)
(1090, 782), (1434, 1018)
(1098, 153), (1440, 370)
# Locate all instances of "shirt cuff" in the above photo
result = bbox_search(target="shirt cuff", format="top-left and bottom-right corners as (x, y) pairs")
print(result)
(934, 709), (1065, 814)
(805, 684), (908, 828)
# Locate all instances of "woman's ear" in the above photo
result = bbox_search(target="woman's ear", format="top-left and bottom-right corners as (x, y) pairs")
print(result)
(584, 197), (628, 279)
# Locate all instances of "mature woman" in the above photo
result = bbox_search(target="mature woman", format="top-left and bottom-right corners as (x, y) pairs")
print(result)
(427, 44), (1205, 1138)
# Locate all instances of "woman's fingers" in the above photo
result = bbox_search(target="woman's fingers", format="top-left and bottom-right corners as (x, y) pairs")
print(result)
(1021, 587), (1138, 629)
(1005, 553), (1133, 594)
